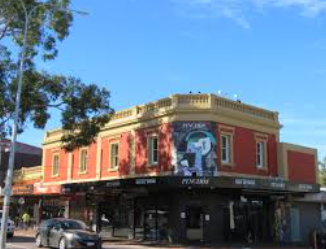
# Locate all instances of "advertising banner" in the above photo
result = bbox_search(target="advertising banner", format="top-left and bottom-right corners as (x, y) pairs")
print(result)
(172, 122), (218, 176)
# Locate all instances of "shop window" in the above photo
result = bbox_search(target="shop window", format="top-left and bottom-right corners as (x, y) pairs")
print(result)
(79, 148), (88, 173)
(110, 142), (119, 170)
(147, 135), (159, 166)
(256, 141), (267, 169)
(52, 154), (60, 176)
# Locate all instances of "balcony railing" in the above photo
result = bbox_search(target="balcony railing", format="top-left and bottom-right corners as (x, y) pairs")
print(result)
(45, 93), (279, 140)
(13, 166), (42, 183)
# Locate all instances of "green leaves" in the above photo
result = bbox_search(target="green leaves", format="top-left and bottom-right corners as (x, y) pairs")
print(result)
(319, 158), (326, 186)
(59, 77), (113, 151)
(0, 0), (114, 151)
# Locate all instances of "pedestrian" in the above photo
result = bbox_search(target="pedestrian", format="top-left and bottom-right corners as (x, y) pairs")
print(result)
(22, 212), (31, 230)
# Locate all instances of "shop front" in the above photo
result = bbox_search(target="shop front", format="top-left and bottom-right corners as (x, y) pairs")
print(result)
(63, 176), (319, 245)
(33, 183), (68, 222)
(11, 183), (38, 227)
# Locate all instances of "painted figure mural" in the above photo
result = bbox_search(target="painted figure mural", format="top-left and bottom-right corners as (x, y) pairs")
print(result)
(172, 122), (218, 176)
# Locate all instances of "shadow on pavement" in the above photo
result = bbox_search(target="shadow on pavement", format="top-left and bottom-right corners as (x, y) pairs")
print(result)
(7, 235), (35, 244)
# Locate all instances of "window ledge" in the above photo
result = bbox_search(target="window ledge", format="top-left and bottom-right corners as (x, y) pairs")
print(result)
(257, 166), (268, 171)
(51, 174), (59, 178)
(147, 163), (158, 167)
(221, 163), (235, 167)
(78, 171), (88, 175)
(108, 167), (119, 172)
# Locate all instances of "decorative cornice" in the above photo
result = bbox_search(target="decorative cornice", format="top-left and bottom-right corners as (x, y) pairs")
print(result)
(43, 93), (281, 145)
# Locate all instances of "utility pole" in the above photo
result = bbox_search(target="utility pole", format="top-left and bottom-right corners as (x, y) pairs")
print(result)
(0, 2), (87, 248)
(0, 0), (28, 247)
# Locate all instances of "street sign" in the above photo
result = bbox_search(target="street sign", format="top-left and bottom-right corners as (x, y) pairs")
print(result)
(18, 197), (25, 205)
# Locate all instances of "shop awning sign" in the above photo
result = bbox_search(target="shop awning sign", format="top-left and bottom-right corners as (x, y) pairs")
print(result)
(33, 183), (61, 195)
(63, 176), (320, 194)
(12, 184), (34, 195)
(18, 197), (25, 205)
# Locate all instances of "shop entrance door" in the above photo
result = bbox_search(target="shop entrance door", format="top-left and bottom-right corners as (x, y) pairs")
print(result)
(290, 208), (300, 242)
(186, 206), (204, 241)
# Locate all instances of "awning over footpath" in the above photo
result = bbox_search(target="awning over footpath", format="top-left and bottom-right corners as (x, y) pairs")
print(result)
(62, 175), (320, 195)
(295, 187), (326, 203)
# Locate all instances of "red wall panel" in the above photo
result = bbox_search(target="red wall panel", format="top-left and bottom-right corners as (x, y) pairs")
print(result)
(287, 150), (316, 184)
(100, 132), (131, 178)
(71, 142), (97, 180)
(100, 136), (118, 179)
(118, 132), (131, 176)
(43, 122), (283, 183)
(43, 148), (69, 183)
(218, 124), (278, 177)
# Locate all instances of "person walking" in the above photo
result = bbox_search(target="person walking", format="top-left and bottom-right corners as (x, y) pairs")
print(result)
(21, 212), (31, 230)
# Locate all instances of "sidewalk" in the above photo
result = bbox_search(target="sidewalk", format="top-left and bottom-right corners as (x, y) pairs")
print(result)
(14, 229), (35, 237)
(13, 229), (306, 249)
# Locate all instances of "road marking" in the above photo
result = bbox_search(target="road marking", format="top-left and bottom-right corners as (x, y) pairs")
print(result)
(6, 243), (28, 249)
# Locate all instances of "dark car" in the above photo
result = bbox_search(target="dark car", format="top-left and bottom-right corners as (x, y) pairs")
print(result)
(35, 218), (102, 249)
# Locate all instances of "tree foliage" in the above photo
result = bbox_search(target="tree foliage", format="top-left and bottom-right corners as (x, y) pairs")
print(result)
(319, 157), (326, 186)
(0, 0), (113, 151)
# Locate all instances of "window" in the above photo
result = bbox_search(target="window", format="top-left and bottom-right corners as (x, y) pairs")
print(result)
(221, 134), (231, 164)
(256, 141), (265, 168)
(52, 154), (59, 176)
(148, 135), (159, 165)
(129, 136), (135, 172)
(79, 149), (88, 173)
(110, 143), (119, 169)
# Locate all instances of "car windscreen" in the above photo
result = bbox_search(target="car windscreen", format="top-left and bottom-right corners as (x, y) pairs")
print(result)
(61, 220), (86, 230)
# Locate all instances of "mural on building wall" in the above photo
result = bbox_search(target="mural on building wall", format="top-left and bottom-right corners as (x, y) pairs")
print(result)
(172, 122), (218, 176)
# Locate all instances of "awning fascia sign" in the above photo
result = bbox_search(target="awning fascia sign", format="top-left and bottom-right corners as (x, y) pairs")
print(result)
(62, 176), (320, 194)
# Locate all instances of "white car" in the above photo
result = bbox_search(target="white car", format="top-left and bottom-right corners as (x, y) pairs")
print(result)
(0, 211), (15, 238)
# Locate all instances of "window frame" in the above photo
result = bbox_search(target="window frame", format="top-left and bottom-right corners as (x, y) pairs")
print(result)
(129, 134), (136, 174)
(52, 153), (60, 177)
(255, 133), (268, 170)
(256, 141), (263, 168)
(147, 134), (159, 167)
(109, 142), (120, 171)
(221, 134), (231, 164)
(79, 148), (88, 174)
(219, 126), (235, 167)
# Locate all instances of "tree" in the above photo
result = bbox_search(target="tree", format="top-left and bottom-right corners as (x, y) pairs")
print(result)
(319, 157), (326, 186)
(0, 0), (114, 151)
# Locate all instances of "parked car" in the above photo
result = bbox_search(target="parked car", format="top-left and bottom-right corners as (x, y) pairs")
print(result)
(0, 211), (15, 238)
(35, 218), (102, 249)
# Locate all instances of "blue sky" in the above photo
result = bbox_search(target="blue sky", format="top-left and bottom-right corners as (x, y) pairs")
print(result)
(18, 0), (326, 160)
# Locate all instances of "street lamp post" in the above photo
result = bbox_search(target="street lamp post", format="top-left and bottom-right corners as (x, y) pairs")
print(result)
(0, 136), (11, 192)
(0, 1), (87, 248)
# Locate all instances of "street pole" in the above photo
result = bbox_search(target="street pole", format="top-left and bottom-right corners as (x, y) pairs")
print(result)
(0, 0), (28, 247)
(0, 136), (2, 185)
(0, 2), (88, 248)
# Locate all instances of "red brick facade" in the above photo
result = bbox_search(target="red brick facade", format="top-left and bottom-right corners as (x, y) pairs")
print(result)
(42, 94), (318, 186)
(288, 150), (317, 184)
(43, 122), (317, 184)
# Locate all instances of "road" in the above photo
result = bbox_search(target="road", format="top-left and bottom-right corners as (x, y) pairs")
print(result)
(5, 233), (307, 249)
(6, 235), (194, 249)
(6, 235), (166, 249)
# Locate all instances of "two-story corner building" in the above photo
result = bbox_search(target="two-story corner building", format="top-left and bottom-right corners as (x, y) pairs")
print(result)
(41, 93), (319, 245)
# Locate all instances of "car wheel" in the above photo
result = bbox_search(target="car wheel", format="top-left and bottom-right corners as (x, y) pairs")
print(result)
(59, 237), (66, 249)
(35, 234), (43, 248)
